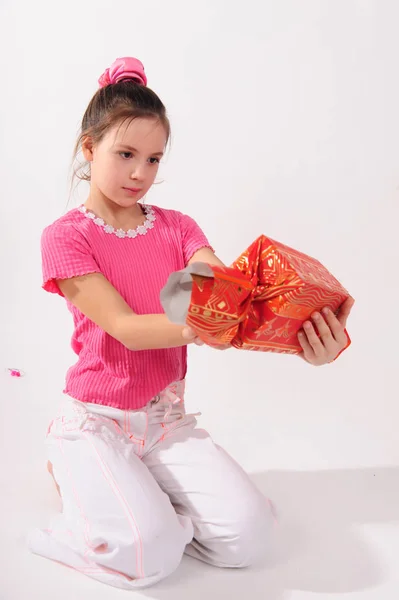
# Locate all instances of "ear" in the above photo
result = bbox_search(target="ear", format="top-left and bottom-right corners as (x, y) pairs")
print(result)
(81, 136), (94, 162)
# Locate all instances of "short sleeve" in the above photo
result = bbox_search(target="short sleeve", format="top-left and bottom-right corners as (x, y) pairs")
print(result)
(41, 222), (100, 296)
(178, 212), (214, 265)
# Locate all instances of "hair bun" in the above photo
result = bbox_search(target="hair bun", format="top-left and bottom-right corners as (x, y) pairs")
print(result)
(98, 57), (147, 88)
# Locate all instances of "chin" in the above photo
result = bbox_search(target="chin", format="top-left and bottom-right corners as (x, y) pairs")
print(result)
(109, 197), (141, 208)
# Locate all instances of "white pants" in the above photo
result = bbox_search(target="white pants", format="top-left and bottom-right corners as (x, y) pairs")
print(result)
(28, 381), (274, 590)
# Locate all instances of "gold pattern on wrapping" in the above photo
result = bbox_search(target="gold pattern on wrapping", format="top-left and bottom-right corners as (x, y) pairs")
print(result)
(186, 235), (349, 354)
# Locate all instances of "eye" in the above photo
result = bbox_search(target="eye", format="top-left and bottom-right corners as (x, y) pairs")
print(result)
(149, 157), (160, 165)
(119, 152), (132, 159)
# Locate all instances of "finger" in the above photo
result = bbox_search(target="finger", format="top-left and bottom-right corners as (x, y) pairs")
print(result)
(336, 297), (355, 328)
(297, 329), (315, 360)
(303, 321), (325, 355)
(311, 312), (335, 346)
(182, 326), (196, 341)
(320, 308), (348, 346)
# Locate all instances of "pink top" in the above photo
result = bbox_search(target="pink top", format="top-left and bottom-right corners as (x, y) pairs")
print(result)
(41, 204), (212, 410)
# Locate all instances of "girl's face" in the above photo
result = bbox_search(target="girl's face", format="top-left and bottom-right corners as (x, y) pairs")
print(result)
(83, 117), (167, 207)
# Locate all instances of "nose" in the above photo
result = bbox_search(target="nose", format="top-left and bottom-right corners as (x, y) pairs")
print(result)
(129, 159), (147, 181)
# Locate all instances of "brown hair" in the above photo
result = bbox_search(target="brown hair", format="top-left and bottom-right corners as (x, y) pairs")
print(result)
(71, 79), (171, 185)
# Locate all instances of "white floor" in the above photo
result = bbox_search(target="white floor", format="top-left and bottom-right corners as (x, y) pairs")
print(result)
(2, 1), (399, 596)
(2, 368), (399, 600)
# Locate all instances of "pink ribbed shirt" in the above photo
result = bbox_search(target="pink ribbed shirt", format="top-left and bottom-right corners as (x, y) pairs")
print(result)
(41, 204), (212, 409)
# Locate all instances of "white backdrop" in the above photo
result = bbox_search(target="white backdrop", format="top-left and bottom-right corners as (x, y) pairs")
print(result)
(1, 2), (399, 599)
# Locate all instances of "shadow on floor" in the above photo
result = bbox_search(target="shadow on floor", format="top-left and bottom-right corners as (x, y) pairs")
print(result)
(135, 466), (399, 599)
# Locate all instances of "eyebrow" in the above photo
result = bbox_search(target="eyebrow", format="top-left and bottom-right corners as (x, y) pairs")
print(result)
(117, 144), (164, 157)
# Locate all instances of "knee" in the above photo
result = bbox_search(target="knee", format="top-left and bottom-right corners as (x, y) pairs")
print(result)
(214, 500), (274, 568)
(90, 514), (192, 582)
(140, 518), (190, 577)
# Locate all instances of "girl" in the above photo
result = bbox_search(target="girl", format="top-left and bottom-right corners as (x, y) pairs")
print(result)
(29, 57), (353, 590)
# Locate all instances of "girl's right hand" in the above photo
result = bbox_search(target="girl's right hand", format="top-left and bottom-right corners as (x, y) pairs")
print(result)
(182, 327), (233, 349)
(182, 326), (204, 346)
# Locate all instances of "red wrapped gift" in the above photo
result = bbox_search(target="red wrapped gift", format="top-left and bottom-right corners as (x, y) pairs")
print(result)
(160, 235), (351, 356)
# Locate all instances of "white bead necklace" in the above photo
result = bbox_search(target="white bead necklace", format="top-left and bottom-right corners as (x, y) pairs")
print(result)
(78, 204), (156, 239)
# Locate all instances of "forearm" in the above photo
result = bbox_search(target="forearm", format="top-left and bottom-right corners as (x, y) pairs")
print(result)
(117, 313), (189, 351)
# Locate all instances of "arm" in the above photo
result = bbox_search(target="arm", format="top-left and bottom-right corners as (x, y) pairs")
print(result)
(57, 273), (196, 351)
(188, 247), (226, 268)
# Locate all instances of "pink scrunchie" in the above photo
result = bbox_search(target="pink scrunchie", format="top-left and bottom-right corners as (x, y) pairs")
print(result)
(98, 57), (147, 88)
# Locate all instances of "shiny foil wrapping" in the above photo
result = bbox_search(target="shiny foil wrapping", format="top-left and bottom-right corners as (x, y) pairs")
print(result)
(161, 235), (351, 355)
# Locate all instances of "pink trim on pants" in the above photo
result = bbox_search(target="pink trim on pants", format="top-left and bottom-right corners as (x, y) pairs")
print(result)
(28, 380), (274, 589)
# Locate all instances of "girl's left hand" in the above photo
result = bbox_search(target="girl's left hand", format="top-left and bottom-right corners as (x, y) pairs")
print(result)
(298, 297), (355, 366)
(182, 326), (204, 346)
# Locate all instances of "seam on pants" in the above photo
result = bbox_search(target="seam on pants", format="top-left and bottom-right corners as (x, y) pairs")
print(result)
(124, 409), (143, 448)
(82, 431), (145, 579)
(128, 435), (145, 447)
(53, 435), (138, 582)
(123, 410), (148, 456)
(124, 410), (129, 434)
(138, 412), (149, 458)
(54, 408), (125, 439)
(158, 414), (190, 444)
(80, 413), (124, 437)
(57, 438), (93, 551)
(56, 438), (125, 580)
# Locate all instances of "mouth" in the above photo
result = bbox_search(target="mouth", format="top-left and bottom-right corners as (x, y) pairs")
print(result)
(123, 187), (142, 193)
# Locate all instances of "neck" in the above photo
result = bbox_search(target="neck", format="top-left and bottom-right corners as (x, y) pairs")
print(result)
(84, 188), (145, 229)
